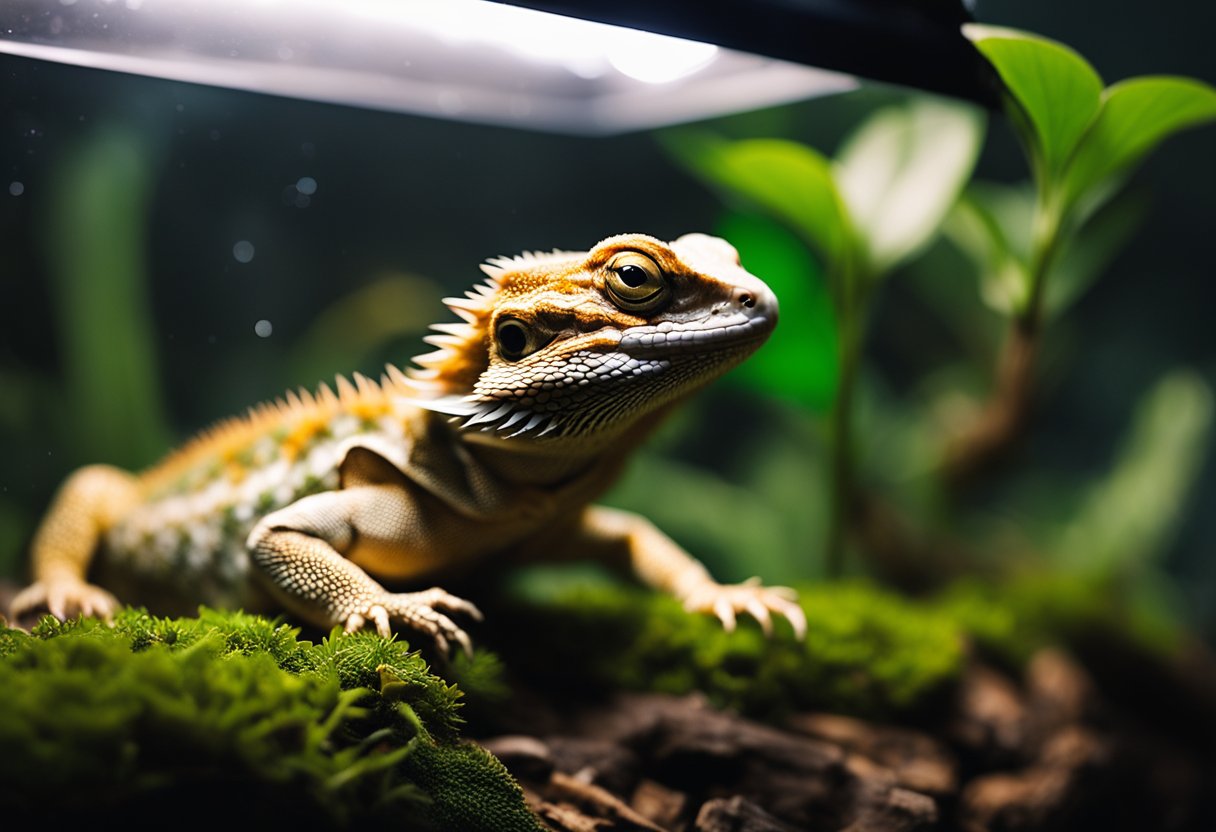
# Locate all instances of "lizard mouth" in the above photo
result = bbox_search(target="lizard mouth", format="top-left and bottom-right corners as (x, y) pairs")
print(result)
(618, 313), (774, 357)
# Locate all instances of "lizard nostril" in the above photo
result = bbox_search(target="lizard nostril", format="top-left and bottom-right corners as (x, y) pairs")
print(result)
(739, 293), (755, 309)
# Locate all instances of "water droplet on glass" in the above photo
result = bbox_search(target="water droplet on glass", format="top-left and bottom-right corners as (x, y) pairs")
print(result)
(254, 320), (273, 338)
(232, 240), (255, 263)
(8, 181), (24, 196)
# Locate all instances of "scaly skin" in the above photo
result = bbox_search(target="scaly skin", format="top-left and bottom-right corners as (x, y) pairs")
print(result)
(12, 233), (806, 653)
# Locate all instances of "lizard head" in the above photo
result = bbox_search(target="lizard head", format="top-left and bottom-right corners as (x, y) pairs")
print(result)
(407, 233), (777, 444)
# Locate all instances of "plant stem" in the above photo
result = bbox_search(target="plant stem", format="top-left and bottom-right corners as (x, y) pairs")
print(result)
(825, 275), (865, 578)
(945, 190), (1063, 488)
(943, 316), (1039, 486)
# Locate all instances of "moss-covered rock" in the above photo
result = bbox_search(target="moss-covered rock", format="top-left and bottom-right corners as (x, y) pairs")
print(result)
(0, 608), (541, 830)
(489, 573), (966, 720)
(484, 569), (1179, 723)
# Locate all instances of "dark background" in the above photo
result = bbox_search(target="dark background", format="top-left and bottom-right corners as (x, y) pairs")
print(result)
(2, 1), (1214, 629)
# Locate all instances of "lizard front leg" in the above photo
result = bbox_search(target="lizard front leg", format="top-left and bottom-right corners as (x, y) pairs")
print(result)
(11, 465), (137, 622)
(246, 485), (482, 655)
(565, 505), (806, 638)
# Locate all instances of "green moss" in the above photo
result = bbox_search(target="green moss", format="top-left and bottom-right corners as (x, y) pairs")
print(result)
(0, 609), (541, 830)
(490, 570), (1177, 722)
(492, 574), (966, 719)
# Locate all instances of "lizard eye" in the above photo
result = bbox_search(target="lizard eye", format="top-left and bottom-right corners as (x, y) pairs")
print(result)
(605, 251), (668, 313)
(494, 317), (533, 361)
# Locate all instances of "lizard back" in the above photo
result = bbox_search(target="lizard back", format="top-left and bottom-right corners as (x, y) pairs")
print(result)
(101, 373), (414, 605)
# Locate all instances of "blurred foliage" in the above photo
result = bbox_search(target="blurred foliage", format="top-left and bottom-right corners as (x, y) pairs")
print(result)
(1055, 371), (1213, 573)
(603, 395), (828, 586)
(663, 98), (984, 298)
(0, 608), (538, 830)
(713, 211), (838, 411)
(833, 99), (985, 277)
(40, 125), (171, 467)
(0, 499), (28, 580)
(663, 133), (850, 270)
(660, 32), (1216, 607)
(940, 571), (1182, 668)
(286, 273), (441, 390)
(944, 181), (1147, 317)
(665, 96), (984, 575)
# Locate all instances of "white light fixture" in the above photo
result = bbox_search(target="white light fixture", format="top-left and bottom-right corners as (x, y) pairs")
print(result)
(0, 0), (856, 134)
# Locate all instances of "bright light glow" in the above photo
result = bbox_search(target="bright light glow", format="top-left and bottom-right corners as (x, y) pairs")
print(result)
(358, 0), (718, 83)
(607, 31), (718, 84)
(0, 0), (857, 134)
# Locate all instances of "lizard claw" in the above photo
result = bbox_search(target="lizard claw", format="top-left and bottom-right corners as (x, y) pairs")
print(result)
(343, 605), (393, 637)
(10, 578), (119, 624)
(682, 579), (807, 640)
(344, 587), (481, 658)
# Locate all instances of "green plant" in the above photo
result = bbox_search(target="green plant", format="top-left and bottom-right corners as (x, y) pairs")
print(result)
(41, 125), (172, 467)
(945, 26), (1216, 483)
(665, 99), (984, 575)
(664, 27), (1216, 594)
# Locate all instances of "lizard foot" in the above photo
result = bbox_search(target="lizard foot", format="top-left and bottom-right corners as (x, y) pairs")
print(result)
(681, 577), (807, 639)
(343, 587), (484, 657)
(9, 577), (119, 624)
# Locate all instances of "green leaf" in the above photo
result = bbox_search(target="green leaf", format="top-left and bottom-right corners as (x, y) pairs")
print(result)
(834, 98), (985, 274)
(963, 24), (1103, 183)
(1065, 76), (1216, 205)
(1057, 371), (1213, 572)
(288, 274), (443, 388)
(943, 183), (1034, 315)
(716, 211), (838, 410)
(661, 130), (852, 269)
(1044, 190), (1146, 315)
(43, 125), (172, 466)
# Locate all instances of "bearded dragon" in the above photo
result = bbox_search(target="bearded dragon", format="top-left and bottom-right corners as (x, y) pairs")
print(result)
(11, 233), (805, 654)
